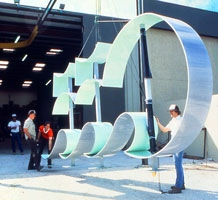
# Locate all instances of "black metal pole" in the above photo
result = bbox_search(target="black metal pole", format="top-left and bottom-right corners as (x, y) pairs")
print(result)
(140, 28), (156, 153)
(137, 0), (156, 153)
(136, 0), (145, 114)
(137, 0), (147, 165)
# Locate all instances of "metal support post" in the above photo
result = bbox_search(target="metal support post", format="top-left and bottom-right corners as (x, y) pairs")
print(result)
(68, 78), (74, 130)
(140, 27), (156, 153)
(151, 157), (159, 171)
(94, 63), (102, 122)
(71, 159), (75, 166)
(99, 156), (104, 168)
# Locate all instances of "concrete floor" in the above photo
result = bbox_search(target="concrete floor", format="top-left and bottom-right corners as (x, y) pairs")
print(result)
(0, 138), (218, 200)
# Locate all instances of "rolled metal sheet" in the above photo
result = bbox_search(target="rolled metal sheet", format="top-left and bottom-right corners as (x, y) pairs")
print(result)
(87, 42), (112, 63)
(41, 129), (77, 159)
(96, 113), (135, 157)
(52, 92), (76, 115)
(53, 63), (75, 97)
(102, 13), (213, 158)
(96, 112), (158, 158)
(75, 58), (93, 86)
(125, 112), (158, 153)
(59, 129), (81, 159)
(75, 80), (101, 105)
(85, 122), (113, 157)
(75, 42), (112, 86)
(59, 122), (95, 159)
(47, 13), (212, 162)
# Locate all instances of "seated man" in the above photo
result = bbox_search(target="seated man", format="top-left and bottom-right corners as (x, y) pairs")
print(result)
(36, 121), (53, 169)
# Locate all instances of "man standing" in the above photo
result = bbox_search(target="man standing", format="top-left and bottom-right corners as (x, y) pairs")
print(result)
(8, 114), (24, 155)
(155, 104), (184, 194)
(36, 121), (53, 168)
(23, 110), (43, 171)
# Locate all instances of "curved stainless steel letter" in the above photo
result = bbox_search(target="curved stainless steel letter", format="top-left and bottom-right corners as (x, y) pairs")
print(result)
(103, 13), (213, 157)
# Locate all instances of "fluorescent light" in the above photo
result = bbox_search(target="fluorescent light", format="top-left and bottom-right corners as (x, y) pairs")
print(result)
(22, 54), (28, 62)
(0, 80), (3, 82)
(0, 83), (2, 85)
(3, 48), (15, 52)
(33, 67), (43, 71)
(50, 49), (63, 53)
(0, 61), (9, 65)
(45, 80), (51, 86)
(46, 52), (57, 55)
(0, 65), (8, 69)
(24, 81), (32, 84)
(35, 63), (46, 67)
(22, 83), (30, 87)
(14, 35), (20, 43)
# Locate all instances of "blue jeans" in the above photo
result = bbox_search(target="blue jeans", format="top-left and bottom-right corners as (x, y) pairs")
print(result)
(11, 133), (23, 153)
(173, 151), (184, 188)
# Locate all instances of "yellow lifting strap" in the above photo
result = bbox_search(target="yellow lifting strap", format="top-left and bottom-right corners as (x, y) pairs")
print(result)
(0, 25), (38, 49)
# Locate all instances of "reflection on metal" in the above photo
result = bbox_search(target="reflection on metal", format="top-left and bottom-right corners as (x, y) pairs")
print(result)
(58, 122), (112, 160)
(41, 129), (68, 159)
(43, 42), (111, 160)
(102, 13), (213, 158)
(52, 92), (76, 115)
(97, 113), (158, 157)
(43, 13), (212, 164)
(68, 78), (74, 130)
(53, 63), (75, 97)
(94, 63), (102, 122)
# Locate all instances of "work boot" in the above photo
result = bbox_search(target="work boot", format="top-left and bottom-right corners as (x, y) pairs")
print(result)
(28, 166), (36, 170)
(37, 166), (44, 172)
(171, 184), (185, 190)
(168, 187), (182, 194)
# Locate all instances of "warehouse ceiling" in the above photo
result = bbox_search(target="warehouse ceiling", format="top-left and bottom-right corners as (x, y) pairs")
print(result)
(0, 2), (83, 90)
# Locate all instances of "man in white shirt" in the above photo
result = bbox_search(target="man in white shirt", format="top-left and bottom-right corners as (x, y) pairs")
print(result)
(8, 114), (24, 155)
(155, 104), (185, 194)
(23, 110), (43, 171)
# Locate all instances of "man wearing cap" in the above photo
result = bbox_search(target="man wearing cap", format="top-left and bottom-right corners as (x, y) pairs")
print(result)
(23, 110), (43, 171)
(155, 104), (184, 194)
(8, 114), (24, 155)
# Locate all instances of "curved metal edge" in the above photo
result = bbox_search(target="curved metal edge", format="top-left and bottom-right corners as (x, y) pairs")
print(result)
(125, 150), (152, 159)
(101, 12), (213, 158)
(42, 129), (68, 159)
(74, 80), (101, 105)
(151, 15), (213, 157)
(74, 42), (111, 87)
(52, 63), (75, 97)
(84, 122), (113, 157)
(59, 129), (81, 159)
(88, 42), (112, 63)
(62, 122), (95, 159)
(52, 73), (69, 97)
(125, 113), (158, 153)
(96, 112), (135, 157)
(52, 92), (76, 115)
(102, 13), (162, 88)
(75, 58), (93, 86)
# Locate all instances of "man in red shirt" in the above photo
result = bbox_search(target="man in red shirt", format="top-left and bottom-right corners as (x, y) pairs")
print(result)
(36, 121), (53, 169)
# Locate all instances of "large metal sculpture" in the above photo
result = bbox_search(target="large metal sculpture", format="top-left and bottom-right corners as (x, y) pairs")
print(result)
(42, 13), (213, 165)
